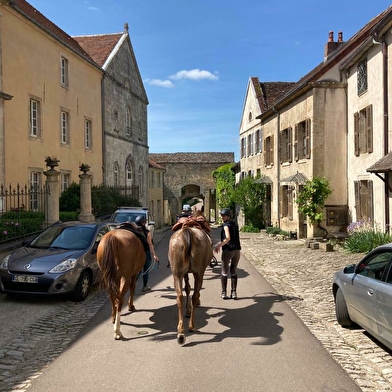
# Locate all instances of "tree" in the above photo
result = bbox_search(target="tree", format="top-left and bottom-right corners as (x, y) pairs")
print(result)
(295, 177), (332, 238)
(212, 163), (236, 212)
(233, 176), (268, 228)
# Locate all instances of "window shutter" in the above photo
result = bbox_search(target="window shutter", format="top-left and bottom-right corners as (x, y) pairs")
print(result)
(354, 112), (360, 156)
(368, 180), (373, 222)
(288, 127), (292, 162)
(354, 181), (360, 219)
(270, 135), (274, 166)
(366, 104), (373, 153)
(264, 138), (267, 166)
(279, 131), (283, 164)
(305, 119), (311, 159)
(294, 124), (299, 161)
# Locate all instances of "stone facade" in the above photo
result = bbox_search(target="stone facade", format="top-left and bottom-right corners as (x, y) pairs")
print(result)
(239, 6), (392, 238)
(150, 152), (234, 224)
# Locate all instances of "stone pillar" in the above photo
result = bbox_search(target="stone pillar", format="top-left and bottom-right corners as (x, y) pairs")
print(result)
(78, 164), (95, 223)
(43, 157), (61, 227)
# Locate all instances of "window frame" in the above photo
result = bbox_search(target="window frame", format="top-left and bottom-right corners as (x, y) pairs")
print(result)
(60, 110), (70, 145)
(60, 56), (69, 87)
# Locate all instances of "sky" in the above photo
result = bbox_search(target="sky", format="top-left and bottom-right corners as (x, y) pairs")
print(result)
(27, 0), (392, 161)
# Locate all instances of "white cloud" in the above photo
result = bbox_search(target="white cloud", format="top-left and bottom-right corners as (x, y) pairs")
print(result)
(170, 69), (219, 81)
(145, 78), (174, 88)
(88, 7), (100, 12)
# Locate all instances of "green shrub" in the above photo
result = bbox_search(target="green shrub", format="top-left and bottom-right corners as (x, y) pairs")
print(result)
(266, 226), (282, 235)
(241, 223), (260, 233)
(0, 211), (45, 241)
(343, 220), (392, 253)
(59, 211), (79, 221)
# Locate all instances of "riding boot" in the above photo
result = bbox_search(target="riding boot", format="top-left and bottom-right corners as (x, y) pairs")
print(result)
(221, 276), (228, 299)
(231, 275), (238, 300)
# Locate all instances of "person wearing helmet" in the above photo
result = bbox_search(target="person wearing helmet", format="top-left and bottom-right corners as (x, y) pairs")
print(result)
(214, 208), (241, 299)
(135, 214), (159, 292)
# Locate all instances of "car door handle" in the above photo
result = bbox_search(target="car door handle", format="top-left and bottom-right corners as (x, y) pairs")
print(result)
(367, 288), (374, 296)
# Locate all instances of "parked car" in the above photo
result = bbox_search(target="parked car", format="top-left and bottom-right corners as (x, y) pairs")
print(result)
(110, 206), (155, 238)
(0, 220), (117, 301)
(332, 243), (392, 351)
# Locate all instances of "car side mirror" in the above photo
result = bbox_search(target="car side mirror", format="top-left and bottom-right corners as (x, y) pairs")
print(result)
(343, 264), (356, 274)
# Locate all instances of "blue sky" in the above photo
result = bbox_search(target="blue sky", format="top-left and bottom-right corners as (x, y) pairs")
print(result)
(28, 0), (391, 161)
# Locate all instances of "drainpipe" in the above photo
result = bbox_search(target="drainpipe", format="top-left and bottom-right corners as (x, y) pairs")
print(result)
(382, 40), (389, 230)
(101, 76), (106, 186)
(273, 107), (280, 228)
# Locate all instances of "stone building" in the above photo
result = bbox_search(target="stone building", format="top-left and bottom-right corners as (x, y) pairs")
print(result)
(0, 0), (103, 194)
(150, 152), (234, 224)
(74, 23), (149, 206)
(148, 158), (165, 228)
(239, 5), (392, 238)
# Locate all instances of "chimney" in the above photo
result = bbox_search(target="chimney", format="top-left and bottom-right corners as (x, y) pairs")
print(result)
(324, 31), (344, 61)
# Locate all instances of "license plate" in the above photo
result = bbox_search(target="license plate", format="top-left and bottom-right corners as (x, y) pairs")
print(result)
(12, 275), (38, 283)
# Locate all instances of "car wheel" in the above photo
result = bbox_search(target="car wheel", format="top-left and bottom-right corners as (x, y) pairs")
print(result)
(72, 270), (91, 302)
(335, 287), (355, 327)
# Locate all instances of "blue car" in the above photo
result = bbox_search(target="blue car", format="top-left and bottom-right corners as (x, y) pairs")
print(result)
(332, 243), (392, 351)
(0, 220), (116, 301)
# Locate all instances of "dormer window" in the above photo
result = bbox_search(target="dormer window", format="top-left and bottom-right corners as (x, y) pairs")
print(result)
(357, 59), (367, 95)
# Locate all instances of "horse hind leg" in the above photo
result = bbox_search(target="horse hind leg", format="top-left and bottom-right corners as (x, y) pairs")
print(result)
(189, 274), (203, 333)
(174, 276), (186, 345)
(184, 274), (192, 318)
(113, 281), (127, 340)
(128, 275), (137, 312)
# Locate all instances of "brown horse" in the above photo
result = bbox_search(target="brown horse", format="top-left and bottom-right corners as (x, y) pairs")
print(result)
(168, 225), (213, 344)
(97, 228), (146, 340)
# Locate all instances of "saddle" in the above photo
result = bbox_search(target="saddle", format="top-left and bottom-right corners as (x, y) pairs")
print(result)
(172, 215), (211, 235)
(116, 222), (149, 252)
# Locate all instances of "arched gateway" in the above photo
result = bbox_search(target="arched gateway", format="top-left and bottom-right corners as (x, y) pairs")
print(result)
(150, 152), (235, 224)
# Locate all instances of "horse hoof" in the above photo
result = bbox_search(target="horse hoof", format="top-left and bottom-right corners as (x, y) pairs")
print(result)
(114, 333), (123, 340)
(177, 334), (186, 345)
(129, 305), (136, 312)
(189, 326), (195, 333)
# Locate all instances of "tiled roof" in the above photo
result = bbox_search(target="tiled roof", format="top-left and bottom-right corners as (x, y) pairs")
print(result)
(280, 172), (308, 185)
(149, 152), (235, 164)
(367, 152), (392, 173)
(10, 0), (96, 66)
(73, 33), (123, 67)
(149, 158), (165, 170)
(251, 77), (296, 112)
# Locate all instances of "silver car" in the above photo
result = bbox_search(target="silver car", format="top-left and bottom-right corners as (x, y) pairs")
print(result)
(0, 220), (116, 301)
(332, 243), (392, 351)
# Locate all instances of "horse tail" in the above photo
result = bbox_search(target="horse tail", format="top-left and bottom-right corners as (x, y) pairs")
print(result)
(99, 234), (120, 299)
(180, 226), (193, 268)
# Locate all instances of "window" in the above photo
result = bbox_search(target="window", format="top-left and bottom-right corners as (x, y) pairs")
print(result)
(60, 56), (69, 87)
(247, 134), (253, 156)
(114, 162), (119, 187)
(241, 137), (246, 158)
(294, 119), (311, 160)
(280, 185), (293, 219)
(61, 173), (70, 193)
(354, 180), (373, 222)
(357, 59), (368, 95)
(158, 172), (162, 188)
(357, 251), (392, 281)
(85, 119), (92, 149)
(255, 129), (262, 153)
(150, 171), (155, 188)
(60, 110), (69, 144)
(279, 127), (292, 163)
(248, 111), (252, 122)
(126, 107), (131, 136)
(30, 171), (41, 211)
(126, 161), (133, 187)
(264, 135), (274, 166)
(29, 98), (41, 138)
(354, 105), (373, 156)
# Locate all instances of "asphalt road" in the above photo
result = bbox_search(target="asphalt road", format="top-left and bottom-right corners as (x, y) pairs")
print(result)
(23, 228), (360, 392)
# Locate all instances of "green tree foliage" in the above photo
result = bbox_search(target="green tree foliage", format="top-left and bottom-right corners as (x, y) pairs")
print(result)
(233, 176), (267, 229)
(295, 177), (332, 235)
(59, 183), (141, 216)
(212, 163), (236, 212)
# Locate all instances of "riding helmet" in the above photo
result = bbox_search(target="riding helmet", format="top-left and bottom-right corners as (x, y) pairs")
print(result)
(219, 208), (232, 218)
(135, 215), (146, 226)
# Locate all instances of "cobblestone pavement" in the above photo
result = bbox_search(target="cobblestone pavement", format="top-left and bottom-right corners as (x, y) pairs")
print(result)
(239, 232), (392, 392)
(1, 228), (392, 391)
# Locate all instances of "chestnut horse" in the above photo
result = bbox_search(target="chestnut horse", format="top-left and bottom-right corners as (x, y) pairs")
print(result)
(168, 225), (213, 344)
(97, 228), (146, 340)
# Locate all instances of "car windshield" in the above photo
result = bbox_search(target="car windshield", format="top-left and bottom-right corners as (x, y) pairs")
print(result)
(113, 212), (143, 223)
(29, 226), (95, 250)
